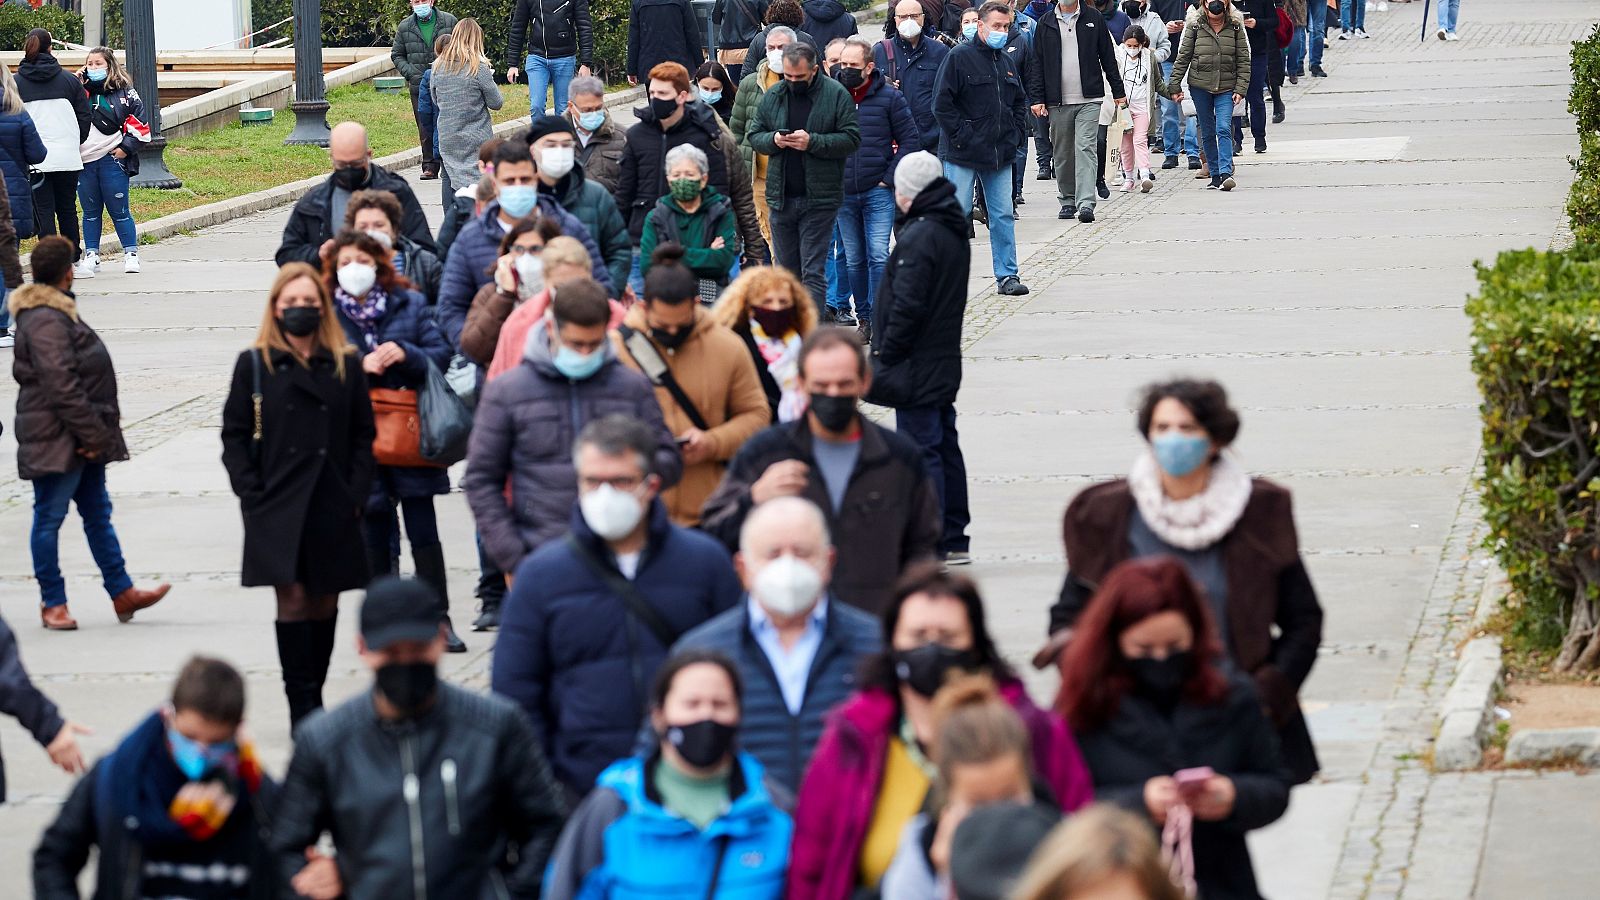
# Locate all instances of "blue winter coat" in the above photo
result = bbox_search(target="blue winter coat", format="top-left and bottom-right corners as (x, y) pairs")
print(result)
(436, 197), (614, 351)
(842, 72), (921, 196)
(416, 68), (442, 158)
(334, 285), (453, 503)
(872, 32), (949, 153)
(543, 753), (793, 900)
(491, 501), (742, 797)
(0, 109), (45, 240)
(669, 597), (882, 791)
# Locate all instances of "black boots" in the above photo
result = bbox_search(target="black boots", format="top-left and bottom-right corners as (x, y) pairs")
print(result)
(414, 542), (467, 653)
(276, 617), (337, 733)
(473, 567), (503, 632)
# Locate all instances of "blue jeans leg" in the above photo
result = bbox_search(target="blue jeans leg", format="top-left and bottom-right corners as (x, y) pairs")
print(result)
(835, 194), (868, 316)
(1161, 61), (1181, 155)
(32, 462), (132, 606)
(628, 247), (645, 297)
(946, 162), (1016, 281)
(1308, 2), (1326, 65)
(1438, 0), (1460, 31)
(77, 159), (106, 252)
(894, 405), (971, 554)
(0, 284), (9, 331)
(96, 156), (137, 249)
(1192, 87), (1235, 176)
(825, 223), (849, 313)
(525, 54), (578, 116)
(837, 186), (894, 323)
(1287, 27), (1306, 75)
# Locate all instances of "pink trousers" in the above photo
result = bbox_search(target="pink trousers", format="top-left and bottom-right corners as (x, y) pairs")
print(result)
(1120, 106), (1152, 178)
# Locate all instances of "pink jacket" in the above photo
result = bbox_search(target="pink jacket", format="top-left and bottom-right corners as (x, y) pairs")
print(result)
(786, 679), (1094, 900)
(485, 288), (629, 382)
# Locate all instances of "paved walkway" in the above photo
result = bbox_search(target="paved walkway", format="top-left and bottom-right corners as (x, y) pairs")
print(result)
(0, 3), (1595, 895)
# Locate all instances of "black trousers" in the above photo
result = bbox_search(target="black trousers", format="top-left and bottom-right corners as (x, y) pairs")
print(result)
(408, 81), (439, 165)
(33, 170), (79, 258)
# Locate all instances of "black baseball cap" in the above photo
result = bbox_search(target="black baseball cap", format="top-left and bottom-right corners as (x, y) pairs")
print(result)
(360, 576), (442, 650)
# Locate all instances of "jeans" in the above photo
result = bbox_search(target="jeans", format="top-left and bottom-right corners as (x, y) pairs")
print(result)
(895, 405), (970, 555)
(836, 185), (895, 322)
(1191, 86), (1235, 177)
(628, 247), (646, 297)
(1233, 53), (1269, 147)
(825, 223), (850, 313)
(1286, 26), (1306, 75)
(1032, 110), (1053, 169)
(31, 462), (133, 607)
(1340, 0), (1365, 31)
(1307, 0), (1327, 66)
(1437, 0), (1460, 31)
(1047, 102), (1099, 210)
(0, 283), (9, 332)
(1011, 139), (1027, 199)
(525, 54), (579, 116)
(943, 162), (1017, 281)
(1161, 62), (1200, 158)
(769, 198), (839, 314)
(79, 155), (138, 253)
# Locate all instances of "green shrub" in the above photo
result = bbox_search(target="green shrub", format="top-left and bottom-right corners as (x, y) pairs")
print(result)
(1572, 23), (1600, 137)
(0, 5), (84, 50)
(1470, 242), (1600, 670)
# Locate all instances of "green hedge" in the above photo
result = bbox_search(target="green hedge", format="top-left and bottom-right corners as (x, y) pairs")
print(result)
(1568, 24), (1600, 247)
(0, 5), (84, 50)
(1470, 243), (1600, 669)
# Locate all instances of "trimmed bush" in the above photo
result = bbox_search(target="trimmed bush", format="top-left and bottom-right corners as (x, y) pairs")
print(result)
(0, 5), (84, 50)
(1569, 25), (1600, 247)
(1572, 23), (1600, 138)
(1470, 243), (1600, 670)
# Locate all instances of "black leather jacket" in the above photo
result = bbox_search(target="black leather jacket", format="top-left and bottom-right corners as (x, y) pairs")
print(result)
(269, 684), (567, 900)
(507, 0), (595, 69)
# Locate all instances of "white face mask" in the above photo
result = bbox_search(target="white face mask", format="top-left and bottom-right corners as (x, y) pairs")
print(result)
(539, 145), (576, 180)
(897, 18), (923, 39)
(515, 253), (545, 300)
(337, 262), (378, 297)
(364, 229), (394, 250)
(767, 48), (785, 70)
(580, 484), (646, 541)
(754, 554), (825, 617)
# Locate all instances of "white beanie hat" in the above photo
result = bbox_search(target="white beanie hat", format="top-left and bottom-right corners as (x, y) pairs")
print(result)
(894, 150), (943, 200)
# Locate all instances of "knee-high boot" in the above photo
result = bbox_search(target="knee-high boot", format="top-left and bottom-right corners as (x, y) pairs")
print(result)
(276, 621), (325, 732)
(413, 542), (466, 653)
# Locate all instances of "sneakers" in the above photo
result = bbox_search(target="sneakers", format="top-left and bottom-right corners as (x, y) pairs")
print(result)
(831, 308), (858, 327)
(1311, 65), (1328, 77)
(1255, 138), (1267, 153)
(1162, 155), (1179, 169)
(1221, 174), (1236, 191)
(74, 251), (99, 279)
(1013, 193), (1025, 207)
(1446, 31), (1459, 41)
(123, 251), (140, 274)
(997, 275), (1029, 296)
(943, 550), (972, 567)
(1077, 205), (1095, 223)
(1436, 27), (1447, 40)
(0, 329), (11, 349)
(1207, 175), (1221, 190)
(1120, 178), (1134, 193)
(1095, 180), (1110, 201)
(1140, 172), (1154, 192)
(1188, 157), (1202, 170)
(1375, 0), (1387, 10)
(1338, 29), (1350, 40)
(1058, 204), (1075, 219)
(1355, 28), (1370, 38)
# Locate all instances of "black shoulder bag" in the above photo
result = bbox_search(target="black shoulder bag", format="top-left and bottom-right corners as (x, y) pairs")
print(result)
(618, 325), (712, 431)
(562, 533), (680, 650)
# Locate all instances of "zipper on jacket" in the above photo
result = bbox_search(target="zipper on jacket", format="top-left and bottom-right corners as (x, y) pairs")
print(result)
(400, 736), (429, 900)
(441, 758), (462, 837)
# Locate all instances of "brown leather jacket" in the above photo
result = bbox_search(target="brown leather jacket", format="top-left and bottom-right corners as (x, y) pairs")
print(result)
(9, 284), (128, 479)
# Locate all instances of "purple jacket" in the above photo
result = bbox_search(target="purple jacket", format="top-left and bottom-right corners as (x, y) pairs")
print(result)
(786, 679), (1094, 899)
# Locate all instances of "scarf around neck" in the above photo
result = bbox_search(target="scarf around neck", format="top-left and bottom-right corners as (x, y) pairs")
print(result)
(335, 283), (389, 351)
(103, 711), (263, 846)
(751, 318), (805, 422)
(1127, 451), (1252, 551)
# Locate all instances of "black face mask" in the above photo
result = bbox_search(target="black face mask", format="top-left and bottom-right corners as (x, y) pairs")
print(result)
(808, 393), (858, 432)
(894, 642), (981, 698)
(331, 164), (370, 192)
(663, 718), (737, 768)
(788, 76), (811, 97)
(836, 66), (865, 90)
(279, 306), (322, 337)
(649, 96), (681, 122)
(1123, 0), (1144, 16)
(1205, 0), (1226, 13)
(1127, 651), (1192, 704)
(375, 661), (439, 716)
(651, 325), (691, 350)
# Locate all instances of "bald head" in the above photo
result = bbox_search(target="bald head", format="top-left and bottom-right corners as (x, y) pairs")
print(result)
(893, 0), (927, 39)
(736, 497), (835, 610)
(329, 122), (371, 171)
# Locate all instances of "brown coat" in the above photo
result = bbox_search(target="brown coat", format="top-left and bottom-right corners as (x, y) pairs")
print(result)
(9, 284), (128, 480)
(1050, 478), (1323, 784)
(460, 280), (517, 367)
(570, 107), (627, 197)
(611, 305), (770, 525)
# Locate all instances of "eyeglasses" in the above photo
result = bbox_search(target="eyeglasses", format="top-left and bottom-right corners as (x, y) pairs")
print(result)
(894, 12), (924, 19)
(580, 475), (645, 492)
(509, 244), (544, 256)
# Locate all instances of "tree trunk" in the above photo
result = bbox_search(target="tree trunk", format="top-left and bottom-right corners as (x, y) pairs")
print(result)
(1556, 583), (1600, 671)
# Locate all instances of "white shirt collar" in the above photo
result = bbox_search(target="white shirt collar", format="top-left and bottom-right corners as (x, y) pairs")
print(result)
(747, 594), (830, 634)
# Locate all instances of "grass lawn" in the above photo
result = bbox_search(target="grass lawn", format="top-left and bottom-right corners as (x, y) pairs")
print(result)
(124, 81), (535, 225)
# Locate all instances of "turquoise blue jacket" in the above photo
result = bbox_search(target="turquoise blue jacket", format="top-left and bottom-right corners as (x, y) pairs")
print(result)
(543, 752), (794, 899)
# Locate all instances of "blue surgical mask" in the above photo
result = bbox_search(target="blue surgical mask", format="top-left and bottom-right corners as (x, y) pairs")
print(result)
(577, 109), (606, 131)
(498, 184), (539, 219)
(86, 68), (108, 83)
(413, 2), (433, 17)
(962, 23), (979, 40)
(166, 724), (235, 782)
(1151, 433), (1212, 478)
(553, 344), (605, 380)
(698, 87), (723, 105)
(984, 29), (1008, 49)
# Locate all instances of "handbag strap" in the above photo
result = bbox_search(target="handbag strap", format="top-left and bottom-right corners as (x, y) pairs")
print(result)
(618, 326), (712, 432)
(1162, 804), (1197, 898)
(250, 350), (263, 447)
(703, 835), (733, 900)
(563, 533), (680, 650)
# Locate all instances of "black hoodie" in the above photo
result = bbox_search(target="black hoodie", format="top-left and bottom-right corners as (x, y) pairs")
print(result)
(802, 0), (860, 47)
(14, 53), (88, 173)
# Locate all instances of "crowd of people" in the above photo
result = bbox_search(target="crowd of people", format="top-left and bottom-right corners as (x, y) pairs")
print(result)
(0, 1), (1394, 897)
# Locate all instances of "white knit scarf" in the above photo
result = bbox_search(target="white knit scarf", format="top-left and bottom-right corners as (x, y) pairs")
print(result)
(1127, 452), (1252, 551)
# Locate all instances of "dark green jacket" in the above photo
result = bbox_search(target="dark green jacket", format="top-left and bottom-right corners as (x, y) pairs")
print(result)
(391, 11), (459, 83)
(746, 75), (860, 211)
(639, 186), (738, 281)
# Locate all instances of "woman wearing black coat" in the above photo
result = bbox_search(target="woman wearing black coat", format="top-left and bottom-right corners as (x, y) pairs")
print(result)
(220, 262), (374, 730)
(1057, 557), (1291, 900)
(321, 229), (463, 653)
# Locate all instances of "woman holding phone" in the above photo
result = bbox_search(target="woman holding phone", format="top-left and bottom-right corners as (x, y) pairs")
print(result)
(1055, 556), (1290, 900)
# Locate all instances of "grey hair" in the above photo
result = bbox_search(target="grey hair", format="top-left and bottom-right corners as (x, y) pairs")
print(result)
(766, 25), (798, 45)
(664, 143), (709, 176)
(0, 64), (22, 116)
(783, 42), (818, 68)
(572, 415), (657, 478)
(842, 35), (875, 63)
(825, 37), (848, 53)
(570, 75), (606, 99)
(739, 496), (833, 556)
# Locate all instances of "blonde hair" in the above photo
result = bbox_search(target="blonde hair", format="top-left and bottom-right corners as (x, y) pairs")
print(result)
(929, 674), (1034, 811)
(84, 47), (134, 92)
(435, 18), (487, 76)
(254, 263), (355, 380)
(711, 265), (818, 335)
(1011, 805), (1186, 900)
(540, 235), (593, 278)
(0, 64), (22, 116)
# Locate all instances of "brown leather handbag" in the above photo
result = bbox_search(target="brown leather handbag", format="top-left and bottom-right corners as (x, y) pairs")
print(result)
(369, 387), (431, 468)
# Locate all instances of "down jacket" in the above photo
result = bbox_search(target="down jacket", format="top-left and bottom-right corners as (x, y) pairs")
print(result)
(801, 0), (860, 47)
(14, 52), (87, 174)
(842, 71), (920, 196)
(462, 320), (683, 573)
(9, 284), (128, 480)
(543, 164), (632, 293)
(0, 108), (47, 240)
(491, 501), (741, 796)
(391, 10), (459, 83)
(868, 177), (968, 410)
(1169, 6), (1251, 95)
(873, 32), (949, 153)
(508, 0), (595, 69)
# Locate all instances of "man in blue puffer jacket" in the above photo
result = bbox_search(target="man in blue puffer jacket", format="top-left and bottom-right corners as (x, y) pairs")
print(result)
(0, 80), (47, 345)
(874, 1), (949, 153)
(835, 35), (918, 335)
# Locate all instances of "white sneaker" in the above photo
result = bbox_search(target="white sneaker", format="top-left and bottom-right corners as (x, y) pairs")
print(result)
(1375, 1), (1387, 10)
(1437, 27), (1448, 40)
(1140, 172), (1154, 192)
(1338, 29), (1350, 40)
(0, 331), (12, 349)
(123, 252), (140, 274)
(1446, 30), (1459, 41)
(73, 252), (99, 279)
(1355, 28), (1370, 39)
(1120, 179), (1134, 192)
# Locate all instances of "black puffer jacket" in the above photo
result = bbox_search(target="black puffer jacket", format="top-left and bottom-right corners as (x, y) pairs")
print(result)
(932, 38), (1029, 170)
(391, 10), (459, 83)
(269, 684), (568, 900)
(802, 0), (859, 47)
(868, 178), (969, 410)
(616, 100), (731, 241)
(628, 0), (704, 80)
(508, 0), (595, 69)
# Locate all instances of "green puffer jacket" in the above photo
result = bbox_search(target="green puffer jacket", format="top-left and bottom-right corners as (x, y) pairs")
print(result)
(746, 75), (860, 211)
(391, 11), (459, 84)
(1169, 10), (1251, 96)
(729, 61), (779, 177)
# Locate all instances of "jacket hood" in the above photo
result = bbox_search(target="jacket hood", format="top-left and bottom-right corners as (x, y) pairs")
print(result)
(8, 283), (77, 321)
(633, 98), (722, 137)
(897, 178), (966, 235)
(804, 0), (849, 21)
(17, 54), (62, 83)
(523, 316), (619, 375)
